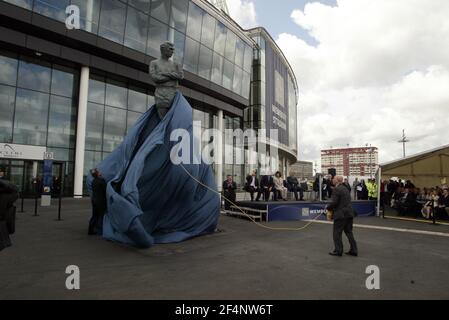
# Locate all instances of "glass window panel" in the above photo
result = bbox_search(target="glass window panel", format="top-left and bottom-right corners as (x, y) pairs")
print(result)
(98, 0), (126, 44)
(105, 80), (127, 108)
(128, 86), (148, 112)
(88, 78), (105, 104)
(46, 147), (73, 162)
(232, 65), (243, 96)
(13, 89), (49, 146)
(84, 150), (102, 175)
(103, 106), (127, 152)
(124, 6), (149, 53)
(214, 22), (227, 56)
(0, 85), (15, 143)
(150, 0), (170, 24)
(222, 60), (234, 90)
(183, 37), (200, 74)
(224, 31), (236, 63)
(47, 95), (76, 148)
(17, 59), (51, 92)
(243, 44), (252, 72)
(170, 0), (188, 33)
(186, 3), (202, 41)
(127, 111), (141, 133)
(33, 0), (69, 22)
(51, 67), (74, 97)
(198, 45), (212, 80)
(85, 102), (104, 151)
(4, 0), (32, 9)
(235, 39), (245, 68)
(70, 0), (101, 34)
(128, 0), (150, 13)
(168, 28), (185, 64)
(0, 53), (18, 86)
(242, 71), (250, 99)
(211, 53), (223, 85)
(201, 13), (215, 49)
(147, 18), (169, 57)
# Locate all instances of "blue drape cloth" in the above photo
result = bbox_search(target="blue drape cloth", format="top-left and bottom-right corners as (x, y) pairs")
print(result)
(87, 92), (220, 248)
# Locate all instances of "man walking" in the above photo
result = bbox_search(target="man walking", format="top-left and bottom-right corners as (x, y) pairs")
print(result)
(327, 176), (358, 257)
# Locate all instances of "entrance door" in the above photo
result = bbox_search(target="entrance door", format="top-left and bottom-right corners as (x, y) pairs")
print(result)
(0, 159), (66, 197)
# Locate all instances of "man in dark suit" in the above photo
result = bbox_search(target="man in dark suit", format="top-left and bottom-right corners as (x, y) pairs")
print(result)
(89, 168), (107, 235)
(0, 178), (18, 251)
(256, 174), (274, 201)
(326, 176), (358, 257)
(244, 170), (259, 201)
(222, 175), (237, 210)
(397, 188), (417, 216)
(286, 173), (303, 201)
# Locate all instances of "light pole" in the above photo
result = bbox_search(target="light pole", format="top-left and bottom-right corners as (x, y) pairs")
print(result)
(398, 129), (410, 158)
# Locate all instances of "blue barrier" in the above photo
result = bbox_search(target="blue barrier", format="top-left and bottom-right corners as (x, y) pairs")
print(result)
(267, 201), (377, 222)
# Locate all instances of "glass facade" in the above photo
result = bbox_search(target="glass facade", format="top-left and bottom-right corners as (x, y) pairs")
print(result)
(1, 2), (299, 194)
(0, 50), (78, 194)
(84, 75), (155, 190)
(2, 0), (252, 99)
(224, 115), (244, 187)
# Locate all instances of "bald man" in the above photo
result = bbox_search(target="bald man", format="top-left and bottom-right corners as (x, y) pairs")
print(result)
(326, 175), (358, 257)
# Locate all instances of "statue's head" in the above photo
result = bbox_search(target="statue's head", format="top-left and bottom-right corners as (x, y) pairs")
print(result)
(160, 42), (175, 59)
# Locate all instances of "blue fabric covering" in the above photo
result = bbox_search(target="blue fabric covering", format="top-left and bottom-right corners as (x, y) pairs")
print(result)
(87, 92), (220, 248)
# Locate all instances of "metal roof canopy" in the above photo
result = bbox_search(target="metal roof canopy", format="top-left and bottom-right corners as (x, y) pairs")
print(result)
(379, 144), (449, 187)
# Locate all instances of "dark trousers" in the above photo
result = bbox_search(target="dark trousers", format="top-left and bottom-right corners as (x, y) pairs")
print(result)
(89, 205), (105, 234)
(333, 218), (358, 255)
(223, 192), (236, 210)
(256, 188), (271, 201)
(273, 189), (282, 201)
(288, 186), (304, 200)
(245, 186), (257, 201)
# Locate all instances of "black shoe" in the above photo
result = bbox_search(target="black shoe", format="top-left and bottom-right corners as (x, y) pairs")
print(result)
(345, 251), (358, 257)
(329, 251), (342, 256)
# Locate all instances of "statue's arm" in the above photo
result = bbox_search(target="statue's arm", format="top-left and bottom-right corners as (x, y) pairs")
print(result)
(149, 62), (172, 83)
(165, 63), (184, 80)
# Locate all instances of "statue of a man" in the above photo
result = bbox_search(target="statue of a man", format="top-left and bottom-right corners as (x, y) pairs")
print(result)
(149, 42), (184, 119)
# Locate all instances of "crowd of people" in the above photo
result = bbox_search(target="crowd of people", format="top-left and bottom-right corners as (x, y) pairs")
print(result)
(384, 178), (449, 220)
(221, 171), (308, 209)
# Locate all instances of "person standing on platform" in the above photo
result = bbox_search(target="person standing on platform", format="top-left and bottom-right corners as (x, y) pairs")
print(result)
(89, 168), (107, 235)
(326, 176), (358, 257)
(222, 175), (237, 210)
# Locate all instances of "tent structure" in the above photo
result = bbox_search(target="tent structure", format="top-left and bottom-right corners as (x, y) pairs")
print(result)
(379, 144), (449, 188)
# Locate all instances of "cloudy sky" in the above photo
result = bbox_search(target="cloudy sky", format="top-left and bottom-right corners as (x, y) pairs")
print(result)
(224, 0), (449, 168)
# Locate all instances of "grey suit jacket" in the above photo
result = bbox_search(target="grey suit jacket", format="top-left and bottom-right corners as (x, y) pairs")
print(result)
(327, 184), (354, 220)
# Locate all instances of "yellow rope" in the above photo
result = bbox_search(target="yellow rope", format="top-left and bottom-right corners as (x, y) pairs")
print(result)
(176, 160), (324, 231)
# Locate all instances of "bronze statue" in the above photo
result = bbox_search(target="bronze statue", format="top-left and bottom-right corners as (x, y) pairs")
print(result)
(149, 42), (184, 119)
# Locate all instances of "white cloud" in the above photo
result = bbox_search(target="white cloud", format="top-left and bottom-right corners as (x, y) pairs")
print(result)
(225, 0), (258, 29)
(276, 0), (449, 167)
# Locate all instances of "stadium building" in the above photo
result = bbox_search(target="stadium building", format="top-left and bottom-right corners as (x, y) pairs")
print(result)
(0, 0), (298, 196)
